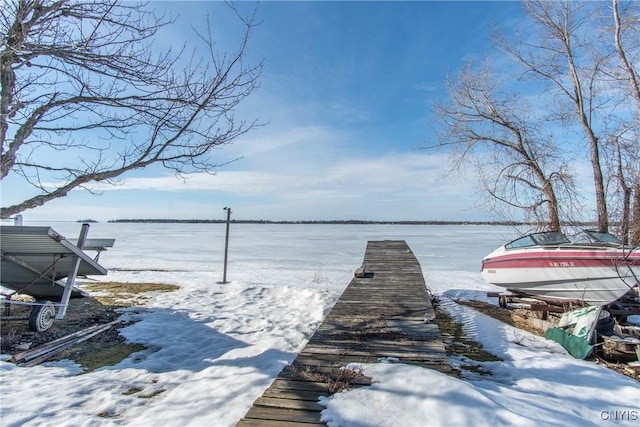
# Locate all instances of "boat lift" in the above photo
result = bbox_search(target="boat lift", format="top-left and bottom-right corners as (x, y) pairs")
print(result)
(1, 224), (114, 332)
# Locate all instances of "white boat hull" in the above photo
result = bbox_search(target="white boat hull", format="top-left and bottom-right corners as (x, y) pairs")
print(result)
(481, 246), (640, 306)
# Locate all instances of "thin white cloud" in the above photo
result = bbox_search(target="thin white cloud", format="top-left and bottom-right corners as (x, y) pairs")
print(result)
(330, 102), (371, 123)
(415, 82), (438, 93)
(225, 126), (339, 160)
(84, 151), (471, 201)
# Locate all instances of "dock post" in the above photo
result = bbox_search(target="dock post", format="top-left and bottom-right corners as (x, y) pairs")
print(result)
(222, 207), (231, 284)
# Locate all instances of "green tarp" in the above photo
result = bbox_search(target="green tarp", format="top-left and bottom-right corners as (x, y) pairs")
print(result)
(545, 327), (594, 360)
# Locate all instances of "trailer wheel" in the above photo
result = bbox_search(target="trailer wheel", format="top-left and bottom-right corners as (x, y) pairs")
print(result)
(498, 295), (508, 308)
(29, 301), (56, 332)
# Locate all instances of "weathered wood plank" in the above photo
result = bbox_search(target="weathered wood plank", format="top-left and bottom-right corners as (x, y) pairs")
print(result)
(254, 396), (325, 412)
(262, 388), (329, 401)
(242, 406), (323, 424)
(269, 379), (330, 393)
(235, 240), (451, 427)
(236, 419), (325, 427)
(301, 341), (448, 356)
(309, 329), (443, 343)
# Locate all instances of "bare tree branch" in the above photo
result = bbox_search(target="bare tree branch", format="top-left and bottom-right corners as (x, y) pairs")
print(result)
(431, 61), (573, 231)
(1, 0), (262, 218)
(493, 0), (610, 232)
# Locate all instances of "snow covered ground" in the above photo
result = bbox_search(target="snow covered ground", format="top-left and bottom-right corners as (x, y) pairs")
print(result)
(1, 222), (638, 426)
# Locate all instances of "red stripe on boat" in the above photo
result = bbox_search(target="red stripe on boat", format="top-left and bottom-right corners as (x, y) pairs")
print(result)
(483, 251), (640, 269)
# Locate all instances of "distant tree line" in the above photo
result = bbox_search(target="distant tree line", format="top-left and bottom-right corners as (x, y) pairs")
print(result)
(106, 219), (598, 226)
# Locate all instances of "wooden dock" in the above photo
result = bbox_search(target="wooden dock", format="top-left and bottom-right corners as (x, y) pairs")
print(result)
(236, 240), (450, 426)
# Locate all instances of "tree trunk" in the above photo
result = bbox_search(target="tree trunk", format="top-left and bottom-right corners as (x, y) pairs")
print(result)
(566, 41), (609, 232)
(544, 183), (561, 232)
(575, 115), (609, 233)
(631, 177), (640, 246)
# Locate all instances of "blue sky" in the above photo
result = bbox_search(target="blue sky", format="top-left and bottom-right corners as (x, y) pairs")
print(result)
(4, 1), (531, 222)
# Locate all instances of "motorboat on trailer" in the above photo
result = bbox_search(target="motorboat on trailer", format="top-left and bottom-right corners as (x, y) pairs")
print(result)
(481, 230), (640, 306)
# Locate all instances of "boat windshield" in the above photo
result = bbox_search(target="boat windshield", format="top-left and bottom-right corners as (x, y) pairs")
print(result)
(505, 231), (570, 249)
(584, 230), (622, 244)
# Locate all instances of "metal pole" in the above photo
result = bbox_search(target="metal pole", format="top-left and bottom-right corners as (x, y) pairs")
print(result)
(222, 207), (231, 284)
(57, 223), (90, 319)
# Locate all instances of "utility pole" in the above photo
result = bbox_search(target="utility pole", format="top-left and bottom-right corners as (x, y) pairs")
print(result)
(222, 207), (231, 284)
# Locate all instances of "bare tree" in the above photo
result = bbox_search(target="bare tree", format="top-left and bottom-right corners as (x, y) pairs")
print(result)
(432, 62), (575, 231)
(494, 0), (610, 232)
(611, 0), (640, 245)
(1, 0), (262, 219)
(633, 178), (640, 246)
(428, 1), (640, 237)
(612, 0), (640, 113)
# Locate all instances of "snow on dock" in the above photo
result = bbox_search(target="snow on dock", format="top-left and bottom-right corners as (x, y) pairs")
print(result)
(236, 240), (450, 426)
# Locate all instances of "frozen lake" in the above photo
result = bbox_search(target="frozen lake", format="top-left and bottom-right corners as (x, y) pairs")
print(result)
(41, 221), (517, 295)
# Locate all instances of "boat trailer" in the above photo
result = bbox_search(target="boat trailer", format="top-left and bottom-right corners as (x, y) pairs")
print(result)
(487, 290), (640, 321)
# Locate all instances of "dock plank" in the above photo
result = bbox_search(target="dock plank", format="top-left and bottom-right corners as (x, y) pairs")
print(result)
(236, 240), (450, 426)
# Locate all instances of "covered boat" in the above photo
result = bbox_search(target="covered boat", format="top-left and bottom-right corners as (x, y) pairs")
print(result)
(481, 230), (640, 306)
